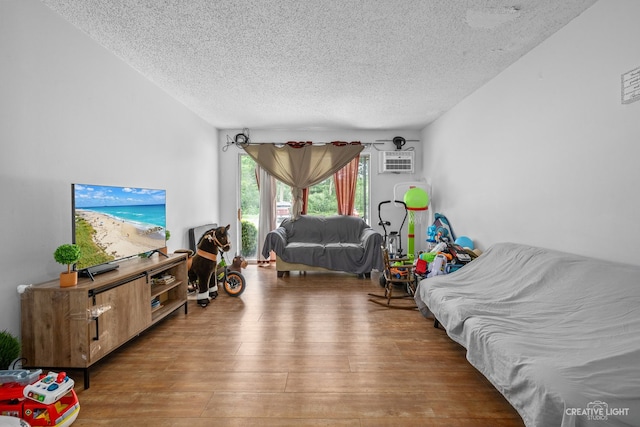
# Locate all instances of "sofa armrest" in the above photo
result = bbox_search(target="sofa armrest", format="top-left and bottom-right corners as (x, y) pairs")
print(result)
(360, 227), (384, 271)
(262, 226), (289, 259)
(360, 227), (379, 247)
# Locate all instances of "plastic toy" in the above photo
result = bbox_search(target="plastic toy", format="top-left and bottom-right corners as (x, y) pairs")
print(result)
(0, 370), (79, 427)
(403, 186), (429, 259)
(188, 225), (233, 307)
(454, 236), (474, 250)
(0, 415), (31, 426)
(427, 254), (448, 278)
(426, 224), (438, 251)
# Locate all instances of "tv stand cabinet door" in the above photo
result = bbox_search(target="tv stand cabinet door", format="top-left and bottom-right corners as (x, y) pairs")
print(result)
(85, 275), (151, 364)
(21, 288), (87, 368)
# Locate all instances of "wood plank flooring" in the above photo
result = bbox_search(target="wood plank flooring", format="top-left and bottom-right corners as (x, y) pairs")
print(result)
(69, 264), (524, 426)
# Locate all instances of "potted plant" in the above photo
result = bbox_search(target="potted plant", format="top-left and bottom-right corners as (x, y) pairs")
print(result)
(54, 243), (81, 287)
(0, 330), (21, 370)
(160, 229), (171, 255)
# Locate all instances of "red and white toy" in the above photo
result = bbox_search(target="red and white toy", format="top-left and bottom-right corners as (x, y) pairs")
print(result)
(0, 370), (79, 427)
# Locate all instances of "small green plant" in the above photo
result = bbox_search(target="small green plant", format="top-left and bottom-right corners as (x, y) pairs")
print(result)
(241, 220), (257, 257)
(165, 229), (171, 241)
(0, 330), (20, 370)
(53, 243), (81, 273)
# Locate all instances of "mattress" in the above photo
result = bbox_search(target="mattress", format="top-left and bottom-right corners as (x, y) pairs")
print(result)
(415, 242), (640, 427)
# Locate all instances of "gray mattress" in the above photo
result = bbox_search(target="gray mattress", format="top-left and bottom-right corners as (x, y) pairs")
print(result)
(415, 242), (640, 427)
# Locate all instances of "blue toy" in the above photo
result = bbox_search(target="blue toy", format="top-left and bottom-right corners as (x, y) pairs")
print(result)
(455, 236), (474, 250)
(427, 225), (437, 242)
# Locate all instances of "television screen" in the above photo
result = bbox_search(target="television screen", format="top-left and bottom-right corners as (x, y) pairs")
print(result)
(72, 184), (167, 271)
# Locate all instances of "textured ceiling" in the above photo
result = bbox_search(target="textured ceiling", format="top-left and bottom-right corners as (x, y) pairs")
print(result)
(41, 0), (597, 131)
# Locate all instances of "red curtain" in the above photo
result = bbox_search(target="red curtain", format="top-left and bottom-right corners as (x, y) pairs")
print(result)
(334, 153), (360, 215)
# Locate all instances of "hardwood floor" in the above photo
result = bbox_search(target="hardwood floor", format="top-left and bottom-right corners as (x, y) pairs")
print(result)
(69, 264), (524, 426)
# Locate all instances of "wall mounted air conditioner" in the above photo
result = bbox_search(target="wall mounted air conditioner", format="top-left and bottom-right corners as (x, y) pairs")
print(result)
(379, 151), (414, 174)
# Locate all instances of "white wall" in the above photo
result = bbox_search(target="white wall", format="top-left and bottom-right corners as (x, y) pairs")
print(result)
(422, 0), (640, 265)
(0, 0), (219, 336)
(217, 129), (429, 253)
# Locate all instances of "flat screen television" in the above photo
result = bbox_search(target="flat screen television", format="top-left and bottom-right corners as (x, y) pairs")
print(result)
(72, 183), (167, 278)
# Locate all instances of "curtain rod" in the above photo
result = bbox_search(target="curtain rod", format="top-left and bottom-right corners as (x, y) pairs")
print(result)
(222, 130), (419, 151)
(222, 141), (417, 152)
(222, 140), (393, 152)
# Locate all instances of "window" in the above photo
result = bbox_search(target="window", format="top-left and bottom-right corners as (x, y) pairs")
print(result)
(305, 154), (370, 223)
(239, 154), (370, 259)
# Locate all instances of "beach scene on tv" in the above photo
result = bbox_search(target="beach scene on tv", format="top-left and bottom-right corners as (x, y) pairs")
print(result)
(73, 184), (167, 270)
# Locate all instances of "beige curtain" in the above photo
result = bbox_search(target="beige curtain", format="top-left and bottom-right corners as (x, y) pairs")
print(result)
(255, 165), (276, 262)
(243, 143), (364, 219)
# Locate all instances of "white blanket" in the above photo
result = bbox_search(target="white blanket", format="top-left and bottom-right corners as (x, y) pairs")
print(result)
(415, 242), (640, 427)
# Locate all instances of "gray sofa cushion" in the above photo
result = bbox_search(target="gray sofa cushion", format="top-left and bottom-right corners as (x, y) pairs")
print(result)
(285, 215), (366, 244)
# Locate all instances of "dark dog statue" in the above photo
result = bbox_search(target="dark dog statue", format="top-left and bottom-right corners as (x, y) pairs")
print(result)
(188, 225), (231, 307)
(231, 255), (248, 270)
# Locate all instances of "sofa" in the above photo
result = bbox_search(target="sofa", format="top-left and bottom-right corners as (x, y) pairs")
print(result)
(262, 215), (384, 277)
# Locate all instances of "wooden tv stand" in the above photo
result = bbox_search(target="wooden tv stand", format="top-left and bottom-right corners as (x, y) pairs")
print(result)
(20, 253), (188, 389)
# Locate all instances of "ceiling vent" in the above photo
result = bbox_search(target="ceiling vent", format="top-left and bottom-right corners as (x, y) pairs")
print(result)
(379, 151), (415, 174)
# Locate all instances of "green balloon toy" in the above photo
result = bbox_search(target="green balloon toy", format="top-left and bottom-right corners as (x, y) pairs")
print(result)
(403, 187), (429, 259)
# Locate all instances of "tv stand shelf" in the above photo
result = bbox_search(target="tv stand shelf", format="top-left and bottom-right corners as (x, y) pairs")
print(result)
(20, 253), (188, 389)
